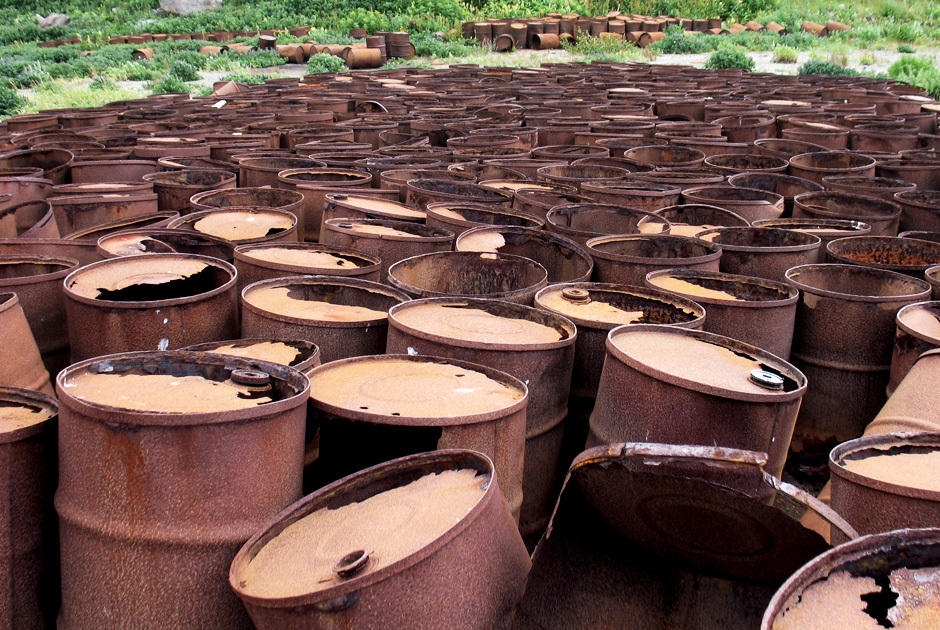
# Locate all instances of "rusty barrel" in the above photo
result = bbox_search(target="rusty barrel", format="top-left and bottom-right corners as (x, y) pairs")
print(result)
(189, 186), (305, 236)
(587, 234), (721, 286)
(888, 301), (940, 396)
(793, 190), (901, 236)
(425, 202), (544, 237)
(323, 193), (426, 225)
(752, 217), (872, 263)
(827, 235), (940, 276)
(580, 182), (681, 212)
(0, 293), (53, 395)
(0, 200), (57, 240)
(234, 242), (381, 292)
(929, 265), (940, 300)
(0, 254), (78, 377)
(651, 203), (750, 237)
(63, 253), (238, 361)
(240, 275), (409, 363)
(229, 450), (530, 630)
(762, 528), (940, 629)
(680, 186), (785, 223)
(784, 264), (931, 460)
(169, 208), (299, 245)
(55, 350), (310, 629)
(305, 354), (527, 521)
(321, 218), (454, 282)
(276, 169), (373, 242)
(142, 169), (236, 215)
(96, 228), (235, 261)
(588, 324), (807, 479)
(386, 297), (575, 537)
(895, 191), (940, 233)
(698, 226), (821, 282)
(546, 203), (671, 248)
(388, 251), (548, 305)
(456, 225), (593, 284)
(184, 338), (320, 375)
(830, 433), (940, 541)
(788, 151), (876, 185)
(0, 387), (57, 630)
(534, 283), (705, 467)
(48, 193), (159, 237)
(646, 268), (799, 358)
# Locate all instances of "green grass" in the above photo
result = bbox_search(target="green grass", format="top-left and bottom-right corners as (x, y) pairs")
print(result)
(22, 78), (146, 112)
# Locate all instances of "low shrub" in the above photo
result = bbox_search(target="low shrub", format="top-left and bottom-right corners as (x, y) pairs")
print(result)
(798, 59), (861, 76)
(773, 45), (798, 63)
(306, 52), (347, 73)
(168, 58), (200, 81)
(704, 46), (755, 71)
(148, 74), (190, 94)
(0, 83), (25, 116)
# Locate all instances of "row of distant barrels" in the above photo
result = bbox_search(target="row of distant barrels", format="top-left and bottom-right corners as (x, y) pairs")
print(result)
(38, 25), (314, 48)
(464, 12), (849, 52)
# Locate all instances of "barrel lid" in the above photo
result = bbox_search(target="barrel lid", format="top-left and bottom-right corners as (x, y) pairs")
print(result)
(308, 354), (526, 424)
(56, 350), (309, 425)
(897, 301), (940, 344)
(324, 217), (453, 242)
(389, 297), (574, 350)
(763, 528), (940, 630)
(0, 386), (56, 441)
(607, 324), (806, 401)
(186, 209), (295, 242)
(242, 277), (398, 325)
(325, 193), (425, 221)
(535, 282), (704, 329)
(64, 252), (235, 305)
(514, 443), (855, 627)
(230, 450), (503, 605)
(184, 338), (320, 372)
(236, 243), (378, 272)
(646, 269), (799, 307)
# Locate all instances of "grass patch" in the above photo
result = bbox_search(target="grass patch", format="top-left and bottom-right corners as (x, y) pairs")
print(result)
(561, 34), (651, 63)
(22, 78), (146, 112)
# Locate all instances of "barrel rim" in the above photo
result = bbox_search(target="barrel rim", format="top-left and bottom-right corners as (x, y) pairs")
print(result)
(55, 349), (310, 425)
(241, 274), (410, 328)
(388, 295), (577, 351)
(605, 323), (807, 402)
(644, 268), (799, 308)
(306, 353), (528, 424)
(228, 449), (501, 607)
(786, 263), (932, 303)
(63, 251), (237, 308)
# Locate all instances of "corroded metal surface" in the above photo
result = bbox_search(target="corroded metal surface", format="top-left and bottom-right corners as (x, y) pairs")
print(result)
(63, 253), (238, 361)
(55, 351), (310, 630)
(588, 325), (806, 479)
(515, 443), (854, 629)
(645, 268), (799, 358)
(762, 528), (940, 629)
(0, 387), (58, 630)
(240, 275), (409, 363)
(785, 264), (931, 460)
(230, 450), (531, 630)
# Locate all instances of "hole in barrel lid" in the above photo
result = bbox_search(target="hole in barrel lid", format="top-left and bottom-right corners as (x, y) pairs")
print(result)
(333, 549), (370, 578)
(93, 265), (227, 302)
